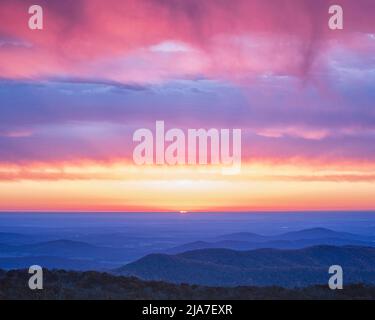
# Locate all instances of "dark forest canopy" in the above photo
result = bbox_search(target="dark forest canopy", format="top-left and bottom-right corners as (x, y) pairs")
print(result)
(1, 269), (374, 300)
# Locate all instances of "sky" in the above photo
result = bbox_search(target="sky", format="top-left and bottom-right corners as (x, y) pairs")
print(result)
(0, 0), (374, 212)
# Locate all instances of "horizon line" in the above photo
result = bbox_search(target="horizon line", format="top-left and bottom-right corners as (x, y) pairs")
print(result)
(0, 209), (375, 214)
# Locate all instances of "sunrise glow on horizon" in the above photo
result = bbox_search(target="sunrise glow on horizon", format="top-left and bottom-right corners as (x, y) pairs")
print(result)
(0, 0), (375, 212)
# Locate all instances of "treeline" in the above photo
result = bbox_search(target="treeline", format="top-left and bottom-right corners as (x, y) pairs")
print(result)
(1, 269), (375, 300)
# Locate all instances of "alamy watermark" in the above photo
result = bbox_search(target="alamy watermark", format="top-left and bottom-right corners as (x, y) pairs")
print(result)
(28, 5), (43, 30)
(328, 5), (344, 30)
(132, 121), (242, 174)
(328, 265), (343, 290)
(25, 264), (344, 291)
(27, 4), (344, 31)
(28, 265), (43, 290)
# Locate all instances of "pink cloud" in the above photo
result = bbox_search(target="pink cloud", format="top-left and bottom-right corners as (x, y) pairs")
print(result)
(0, 0), (374, 83)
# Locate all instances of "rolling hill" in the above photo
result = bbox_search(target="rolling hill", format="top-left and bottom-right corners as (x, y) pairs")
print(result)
(117, 245), (375, 287)
(0, 240), (138, 269)
(166, 228), (375, 253)
(0, 256), (105, 270)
